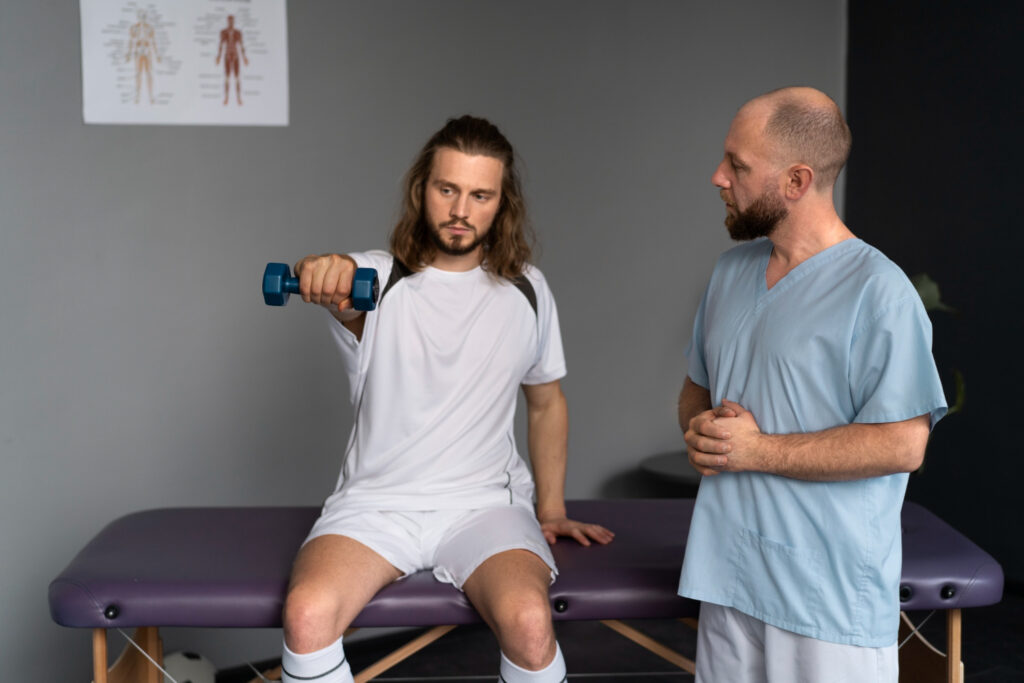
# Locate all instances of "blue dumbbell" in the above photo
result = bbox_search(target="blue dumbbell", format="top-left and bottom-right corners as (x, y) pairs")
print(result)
(262, 262), (379, 311)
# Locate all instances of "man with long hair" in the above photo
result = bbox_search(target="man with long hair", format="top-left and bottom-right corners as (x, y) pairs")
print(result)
(677, 88), (946, 681)
(279, 116), (612, 683)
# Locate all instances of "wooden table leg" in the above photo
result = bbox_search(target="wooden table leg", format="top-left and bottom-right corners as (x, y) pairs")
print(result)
(92, 626), (163, 683)
(93, 629), (108, 683)
(600, 619), (696, 674)
(353, 625), (456, 683)
(140, 627), (162, 683)
(946, 608), (962, 683)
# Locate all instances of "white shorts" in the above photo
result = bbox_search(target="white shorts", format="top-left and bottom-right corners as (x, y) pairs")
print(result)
(305, 504), (558, 589)
(695, 603), (898, 683)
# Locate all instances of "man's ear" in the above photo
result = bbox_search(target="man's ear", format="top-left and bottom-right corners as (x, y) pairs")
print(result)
(785, 165), (814, 200)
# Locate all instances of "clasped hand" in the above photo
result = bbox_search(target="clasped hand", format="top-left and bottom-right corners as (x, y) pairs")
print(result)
(684, 399), (763, 476)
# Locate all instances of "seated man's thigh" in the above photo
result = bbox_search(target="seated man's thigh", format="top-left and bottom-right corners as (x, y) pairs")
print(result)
(437, 507), (559, 667)
(285, 510), (417, 652)
(433, 505), (556, 590)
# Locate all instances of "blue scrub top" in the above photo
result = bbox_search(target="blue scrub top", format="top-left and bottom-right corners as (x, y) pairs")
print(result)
(679, 237), (947, 647)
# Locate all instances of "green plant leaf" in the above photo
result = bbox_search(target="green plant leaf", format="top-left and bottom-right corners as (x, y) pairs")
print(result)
(947, 368), (965, 415)
(911, 273), (956, 313)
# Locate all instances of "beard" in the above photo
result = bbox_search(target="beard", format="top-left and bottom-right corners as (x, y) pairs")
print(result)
(429, 218), (486, 256)
(725, 190), (788, 241)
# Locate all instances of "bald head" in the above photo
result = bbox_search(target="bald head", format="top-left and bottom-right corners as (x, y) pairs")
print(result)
(741, 87), (852, 190)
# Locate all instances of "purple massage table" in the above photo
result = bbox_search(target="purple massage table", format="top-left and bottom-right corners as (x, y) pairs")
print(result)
(49, 499), (1002, 683)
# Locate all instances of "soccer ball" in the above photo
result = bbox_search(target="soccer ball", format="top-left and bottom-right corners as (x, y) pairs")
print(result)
(163, 651), (216, 683)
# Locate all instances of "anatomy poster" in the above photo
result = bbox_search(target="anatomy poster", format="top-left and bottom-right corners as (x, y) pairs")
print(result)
(80, 0), (288, 126)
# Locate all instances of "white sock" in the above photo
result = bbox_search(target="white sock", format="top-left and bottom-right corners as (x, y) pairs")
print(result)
(499, 642), (566, 683)
(280, 636), (353, 683)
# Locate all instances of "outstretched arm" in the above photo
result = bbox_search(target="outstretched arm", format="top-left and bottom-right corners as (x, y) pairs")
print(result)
(293, 253), (366, 337)
(523, 380), (613, 546)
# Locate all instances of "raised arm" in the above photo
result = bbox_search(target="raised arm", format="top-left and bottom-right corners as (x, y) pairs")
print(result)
(293, 253), (366, 337)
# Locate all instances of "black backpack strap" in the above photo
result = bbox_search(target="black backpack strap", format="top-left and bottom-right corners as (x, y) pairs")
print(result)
(379, 257), (414, 304)
(510, 274), (538, 318)
(379, 257), (537, 318)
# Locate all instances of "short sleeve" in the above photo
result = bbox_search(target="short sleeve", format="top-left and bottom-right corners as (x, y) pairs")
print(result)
(850, 296), (947, 428)
(521, 268), (567, 385)
(327, 250), (395, 389)
(349, 250), (397, 288)
(685, 285), (711, 389)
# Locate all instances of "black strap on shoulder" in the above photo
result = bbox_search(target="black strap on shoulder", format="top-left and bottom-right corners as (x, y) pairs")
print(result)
(379, 257), (414, 304)
(378, 257), (537, 318)
(510, 274), (538, 317)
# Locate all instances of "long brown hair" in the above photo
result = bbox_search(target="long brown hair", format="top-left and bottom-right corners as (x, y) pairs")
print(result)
(389, 115), (534, 279)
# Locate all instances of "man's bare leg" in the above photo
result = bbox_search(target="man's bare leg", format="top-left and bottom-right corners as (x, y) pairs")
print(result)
(281, 535), (402, 681)
(463, 549), (563, 679)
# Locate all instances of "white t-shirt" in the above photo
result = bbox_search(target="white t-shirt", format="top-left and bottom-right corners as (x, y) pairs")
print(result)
(320, 250), (567, 512)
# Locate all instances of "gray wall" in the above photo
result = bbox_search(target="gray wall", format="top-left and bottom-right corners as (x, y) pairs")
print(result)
(0, 1), (846, 678)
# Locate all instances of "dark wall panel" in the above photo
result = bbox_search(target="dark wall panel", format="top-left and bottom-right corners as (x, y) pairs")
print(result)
(846, 2), (1024, 582)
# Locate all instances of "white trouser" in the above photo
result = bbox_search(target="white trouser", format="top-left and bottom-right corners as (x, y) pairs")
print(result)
(695, 603), (898, 683)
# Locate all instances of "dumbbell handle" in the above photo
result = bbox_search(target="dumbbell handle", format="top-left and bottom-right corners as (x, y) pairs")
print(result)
(279, 276), (301, 295)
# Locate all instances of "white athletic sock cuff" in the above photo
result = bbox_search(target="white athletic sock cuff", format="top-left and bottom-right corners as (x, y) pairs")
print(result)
(499, 642), (566, 682)
(281, 636), (351, 682)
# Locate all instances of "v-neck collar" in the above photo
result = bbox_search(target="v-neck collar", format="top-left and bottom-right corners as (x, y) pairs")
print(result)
(754, 237), (862, 306)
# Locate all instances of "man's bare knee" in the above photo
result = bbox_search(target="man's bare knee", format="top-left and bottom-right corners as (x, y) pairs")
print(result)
(282, 534), (402, 653)
(282, 585), (346, 654)
(491, 590), (556, 669)
(463, 549), (556, 668)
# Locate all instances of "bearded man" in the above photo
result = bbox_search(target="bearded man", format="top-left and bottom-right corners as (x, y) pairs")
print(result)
(280, 115), (612, 683)
(677, 88), (946, 683)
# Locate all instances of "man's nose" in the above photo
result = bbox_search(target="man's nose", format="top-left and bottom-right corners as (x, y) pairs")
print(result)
(711, 160), (730, 188)
(450, 195), (470, 219)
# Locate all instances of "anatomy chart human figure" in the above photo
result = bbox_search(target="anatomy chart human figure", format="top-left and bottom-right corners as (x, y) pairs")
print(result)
(125, 11), (161, 104)
(215, 15), (249, 105)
